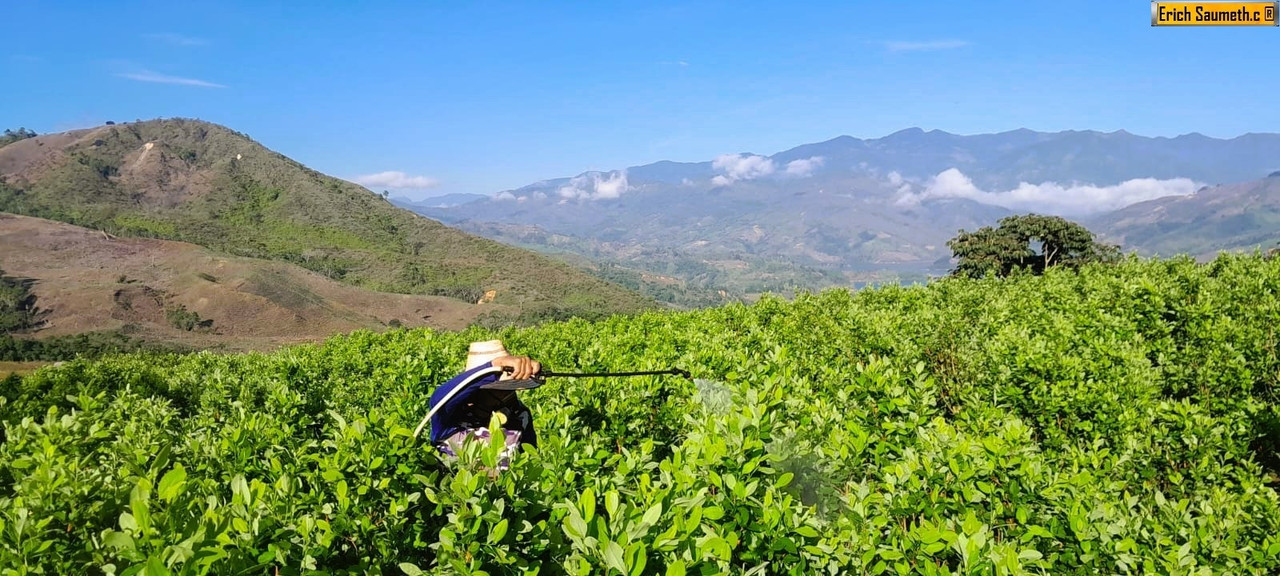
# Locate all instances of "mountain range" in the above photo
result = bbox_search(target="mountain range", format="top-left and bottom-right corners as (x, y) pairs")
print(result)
(416, 128), (1280, 295)
(3, 120), (1277, 349)
(0, 119), (654, 349)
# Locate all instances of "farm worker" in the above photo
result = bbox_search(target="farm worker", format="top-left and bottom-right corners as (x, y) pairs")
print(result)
(426, 339), (541, 467)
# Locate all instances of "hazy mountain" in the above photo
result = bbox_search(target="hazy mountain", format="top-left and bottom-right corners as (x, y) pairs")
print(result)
(1091, 173), (1280, 259)
(391, 193), (486, 210)
(0, 119), (654, 326)
(416, 128), (1279, 293)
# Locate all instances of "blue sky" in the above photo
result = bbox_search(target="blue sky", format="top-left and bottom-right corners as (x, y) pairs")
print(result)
(3, 1), (1277, 197)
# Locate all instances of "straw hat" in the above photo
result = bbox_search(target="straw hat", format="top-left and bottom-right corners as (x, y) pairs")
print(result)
(465, 339), (509, 370)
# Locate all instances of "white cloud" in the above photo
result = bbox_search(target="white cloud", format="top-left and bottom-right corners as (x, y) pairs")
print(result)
(594, 172), (629, 199)
(711, 153), (775, 186)
(351, 171), (440, 189)
(896, 168), (1200, 216)
(146, 33), (208, 46)
(884, 171), (919, 195)
(108, 60), (223, 88)
(116, 70), (225, 88)
(884, 40), (970, 52)
(494, 191), (516, 201)
(557, 170), (631, 200)
(784, 156), (824, 177)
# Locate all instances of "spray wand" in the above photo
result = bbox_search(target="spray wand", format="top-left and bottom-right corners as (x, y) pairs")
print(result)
(412, 366), (692, 439)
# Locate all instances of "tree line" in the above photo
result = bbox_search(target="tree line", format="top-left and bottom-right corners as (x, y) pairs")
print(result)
(0, 127), (37, 148)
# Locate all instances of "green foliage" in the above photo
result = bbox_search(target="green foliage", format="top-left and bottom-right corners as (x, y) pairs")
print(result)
(949, 213), (1119, 278)
(0, 269), (45, 334)
(111, 214), (178, 238)
(426, 285), (486, 304)
(473, 304), (614, 330)
(0, 330), (186, 361)
(75, 152), (120, 179)
(588, 262), (742, 309)
(165, 304), (210, 332)
(0, 254), (1278, 574)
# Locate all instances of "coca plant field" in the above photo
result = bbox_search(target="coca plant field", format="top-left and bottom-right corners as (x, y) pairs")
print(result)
(1, 254), (1279, 575)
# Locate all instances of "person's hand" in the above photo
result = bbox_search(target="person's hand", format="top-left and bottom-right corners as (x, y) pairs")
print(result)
(491, 355), (541, 380)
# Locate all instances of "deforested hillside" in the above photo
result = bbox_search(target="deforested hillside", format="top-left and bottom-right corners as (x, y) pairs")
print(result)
(0, 119), (654, 324)
(0, 212), (489, 351)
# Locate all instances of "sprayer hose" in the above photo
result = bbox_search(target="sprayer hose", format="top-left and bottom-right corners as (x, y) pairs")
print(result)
(540, 368), (691, 379)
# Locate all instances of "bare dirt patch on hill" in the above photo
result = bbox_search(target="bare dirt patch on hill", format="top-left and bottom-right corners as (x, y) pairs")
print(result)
(0, 213), (492, 351)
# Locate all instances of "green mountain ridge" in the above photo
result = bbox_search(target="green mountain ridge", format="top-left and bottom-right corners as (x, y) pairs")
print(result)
(0, 119), (654, 323)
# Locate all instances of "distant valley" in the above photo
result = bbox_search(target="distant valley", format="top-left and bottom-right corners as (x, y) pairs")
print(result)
(412, 128), (1280, 299)
(3, 120), (1278, 353)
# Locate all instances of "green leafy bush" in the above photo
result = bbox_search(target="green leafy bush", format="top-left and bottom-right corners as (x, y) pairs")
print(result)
(0, 268), (45, 333)
(427, 285), (486, 303)
(0, 254), (1278, 574)
(165, 305), (210, 332)
(0, 330), (187, 361)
